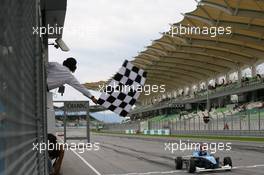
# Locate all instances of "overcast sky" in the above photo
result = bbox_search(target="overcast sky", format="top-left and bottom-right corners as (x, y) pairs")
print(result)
(49, 0), (197, 101)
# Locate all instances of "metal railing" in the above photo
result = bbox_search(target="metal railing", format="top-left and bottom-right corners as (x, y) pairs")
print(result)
(103, 109), (264, 136)
(0, 0), (47, 174)
(148, 109), (264, 136)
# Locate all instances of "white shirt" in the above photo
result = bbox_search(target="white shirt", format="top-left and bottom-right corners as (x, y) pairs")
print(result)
(47, 62), (92, 98)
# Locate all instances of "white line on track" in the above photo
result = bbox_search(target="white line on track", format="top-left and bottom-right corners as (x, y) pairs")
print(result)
(57, 137), (102, 175)
(233, 164), (264, 169)
(71, 149), (102, 175)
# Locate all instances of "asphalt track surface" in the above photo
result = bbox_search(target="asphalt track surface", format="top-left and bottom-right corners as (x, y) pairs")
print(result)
(59, 129), (264, 175)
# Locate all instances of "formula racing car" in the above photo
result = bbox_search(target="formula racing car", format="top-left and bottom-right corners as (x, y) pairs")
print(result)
(175, 150), (232, 173)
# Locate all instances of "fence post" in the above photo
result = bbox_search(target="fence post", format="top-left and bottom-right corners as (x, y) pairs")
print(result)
(211, 116), (214, 130)
(178, 117), (180, 131)
(258, 109), (261, 131)
(239, 114), (242, 131)
(180, 118), (182, 130)
(64, 103), (67, 143)
(194, 117), (195, 131)
(216, 113), (219, 130)
(185, 118), (187, 131)
(176, 118), (177, 131)
(174, 118), (176, 131)
(189, 119), (190, 131)
(184, 119), (186, 131)
(171, 118), (173, 131)
(199, 115), (201, 130)
(170, 119), (172, 131)
(248, 112), (251, 131)
(231, 114), (233, 130)
(87, 105), (90, 143)
(223, 113), (226, 130)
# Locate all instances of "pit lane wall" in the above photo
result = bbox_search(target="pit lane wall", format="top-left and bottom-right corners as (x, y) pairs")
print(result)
(0, 0), (48, 174)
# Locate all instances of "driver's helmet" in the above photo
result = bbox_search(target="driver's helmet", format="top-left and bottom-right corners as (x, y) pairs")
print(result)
(199, 143), (207, 156)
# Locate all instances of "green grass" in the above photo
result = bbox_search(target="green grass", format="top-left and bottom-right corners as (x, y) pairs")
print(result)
(92, 130), (264, 142)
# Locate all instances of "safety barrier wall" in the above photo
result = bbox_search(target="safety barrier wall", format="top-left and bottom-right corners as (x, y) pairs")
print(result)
(103, 121), (140, 133)
(125, 129), (137, 134)
(103, 109), (264, 136)
(148, 109), (264, 136)
(0, 0), (47, 174)
(143, 129), (170, 135)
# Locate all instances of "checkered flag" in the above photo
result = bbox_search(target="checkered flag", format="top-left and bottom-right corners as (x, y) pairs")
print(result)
(97, 60), (147, 117)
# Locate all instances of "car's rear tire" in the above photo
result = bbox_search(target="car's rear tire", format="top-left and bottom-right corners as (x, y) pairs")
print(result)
(223, 157), (232, 169)
(188, 158), (196, 173)
(215, 157), (220, 168)
(175, 157), (183, 170)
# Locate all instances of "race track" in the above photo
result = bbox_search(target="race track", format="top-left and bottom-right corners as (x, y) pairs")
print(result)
(59, 130), (264, 175)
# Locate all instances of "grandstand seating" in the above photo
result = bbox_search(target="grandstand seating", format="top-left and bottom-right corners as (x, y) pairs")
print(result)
(131, 76), (264, 117)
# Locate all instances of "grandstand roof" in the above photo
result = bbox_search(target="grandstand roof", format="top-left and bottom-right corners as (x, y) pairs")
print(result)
(84, 81), (107, 91)
(132, 0), (264, 100)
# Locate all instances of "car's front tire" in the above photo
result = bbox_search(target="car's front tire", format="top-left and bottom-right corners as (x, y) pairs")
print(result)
(175, 157), (183, 170)
(188, 158), (196, 173)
